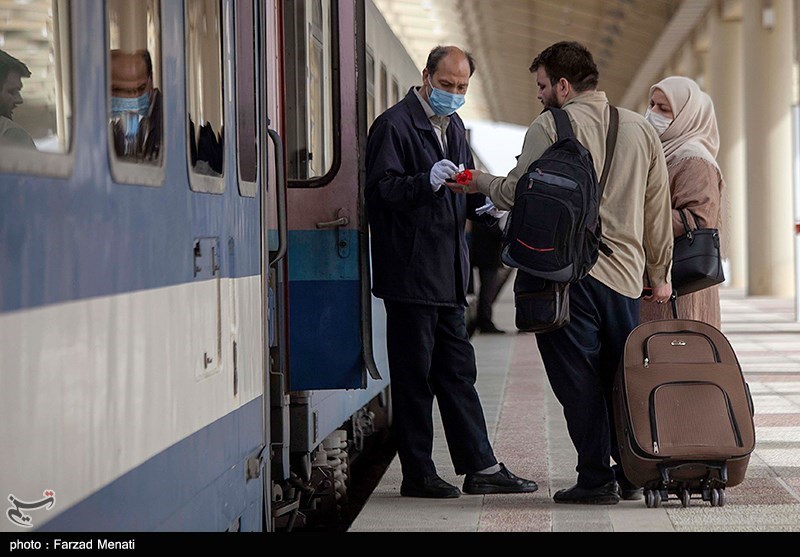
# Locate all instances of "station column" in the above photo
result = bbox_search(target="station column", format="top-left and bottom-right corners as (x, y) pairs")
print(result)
(742, 0), (796, 296)
(708, 1), (747, 289)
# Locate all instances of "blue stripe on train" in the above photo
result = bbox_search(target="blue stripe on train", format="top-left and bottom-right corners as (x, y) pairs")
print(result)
(287, 230), (360, 282)
(38, 399), (264, 532)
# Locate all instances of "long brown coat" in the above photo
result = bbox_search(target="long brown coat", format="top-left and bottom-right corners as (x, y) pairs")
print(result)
(640, 156), (725, 329)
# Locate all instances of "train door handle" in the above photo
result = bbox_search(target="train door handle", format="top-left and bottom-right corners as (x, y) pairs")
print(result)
(268, 128), (288, 266)
(316, 209), (350, 258)
(316, 216), (350, 229)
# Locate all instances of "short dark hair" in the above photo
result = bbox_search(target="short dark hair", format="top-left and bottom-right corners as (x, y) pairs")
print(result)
(0, 49), (31, 87)
(529, 41), (598, 93)
(426, 46), (476, 77)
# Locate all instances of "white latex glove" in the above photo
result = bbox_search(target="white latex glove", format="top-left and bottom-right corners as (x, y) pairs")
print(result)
(430, 159), (459, 192)
(476, 199), (508, 219)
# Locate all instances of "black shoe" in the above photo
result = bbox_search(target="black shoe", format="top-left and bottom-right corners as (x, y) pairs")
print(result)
(617, 477), (643, 501)
(553, 481), (620, 505)
(400, 475), (461, 499)
(613, 466), (643, 501)
(463, 463), (539, 494)
(478, 322), (506, 335)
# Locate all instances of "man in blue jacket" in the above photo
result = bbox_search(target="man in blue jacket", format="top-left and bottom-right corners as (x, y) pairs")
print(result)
(365, 45), (538, 499)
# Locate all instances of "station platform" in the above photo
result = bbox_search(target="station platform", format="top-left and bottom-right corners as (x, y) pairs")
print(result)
(349, 277), (800, 533)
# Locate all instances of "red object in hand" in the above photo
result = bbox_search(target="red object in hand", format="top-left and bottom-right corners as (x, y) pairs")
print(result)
(454, 169), (473, 185)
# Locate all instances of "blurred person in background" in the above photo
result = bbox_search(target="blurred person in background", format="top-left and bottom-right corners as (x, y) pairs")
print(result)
(0, 48), (36, 149)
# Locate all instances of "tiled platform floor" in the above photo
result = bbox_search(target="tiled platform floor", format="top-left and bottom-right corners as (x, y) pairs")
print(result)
(349, 284), (800, 533)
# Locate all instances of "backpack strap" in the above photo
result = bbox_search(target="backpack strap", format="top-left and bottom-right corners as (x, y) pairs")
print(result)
(598, 105), (619, 199)
(597, 105), (619, 258)
(548, 107), (575, 141)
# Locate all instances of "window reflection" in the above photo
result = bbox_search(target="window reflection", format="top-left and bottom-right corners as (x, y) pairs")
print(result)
(284, 0), (336, 184)
(235, 0), (258, 190)
(186, 0), (225, 179)
(0, 0), (72, 155)
(107, 0), (162, 165)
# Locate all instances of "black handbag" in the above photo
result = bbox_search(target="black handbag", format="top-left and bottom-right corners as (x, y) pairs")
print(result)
(513, 271), (570, 334)
(671, 209), (725, 296)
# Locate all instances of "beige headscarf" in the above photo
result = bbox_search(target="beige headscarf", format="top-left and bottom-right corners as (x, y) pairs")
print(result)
(650, 76), (720, 172)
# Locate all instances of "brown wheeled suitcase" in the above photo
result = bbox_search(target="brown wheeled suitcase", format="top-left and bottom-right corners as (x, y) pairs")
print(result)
(613, 298), (756, 508)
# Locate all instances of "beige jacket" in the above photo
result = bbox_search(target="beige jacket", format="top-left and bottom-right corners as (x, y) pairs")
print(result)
(476, 91), (673, 299)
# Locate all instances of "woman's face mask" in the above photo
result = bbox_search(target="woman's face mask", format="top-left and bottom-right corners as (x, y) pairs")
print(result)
(428, 78), (466, 116)
(645, 108), (673, 137)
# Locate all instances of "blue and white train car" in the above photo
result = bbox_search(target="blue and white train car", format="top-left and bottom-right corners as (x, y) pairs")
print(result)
(0, 0), (419, 532)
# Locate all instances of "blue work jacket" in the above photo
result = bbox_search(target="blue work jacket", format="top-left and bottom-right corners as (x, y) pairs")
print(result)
(365, 88), (495, 307)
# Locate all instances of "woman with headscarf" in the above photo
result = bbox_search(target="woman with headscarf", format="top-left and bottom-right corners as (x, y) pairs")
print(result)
(641, 76), (726, 328)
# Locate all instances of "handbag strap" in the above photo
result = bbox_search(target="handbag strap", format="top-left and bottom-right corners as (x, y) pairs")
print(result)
(678, 209), (695, 240)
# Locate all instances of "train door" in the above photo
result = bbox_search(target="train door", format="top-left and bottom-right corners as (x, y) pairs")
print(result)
(252, 0), (291, 531)
(282, 0), (379, 392)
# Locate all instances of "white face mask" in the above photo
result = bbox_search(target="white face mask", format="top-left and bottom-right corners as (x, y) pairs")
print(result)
(645, 109), (673, 136)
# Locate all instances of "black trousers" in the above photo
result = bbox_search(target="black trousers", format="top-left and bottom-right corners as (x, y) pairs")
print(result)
(384, 301), (497, 479)
(536, 275), (640, 488)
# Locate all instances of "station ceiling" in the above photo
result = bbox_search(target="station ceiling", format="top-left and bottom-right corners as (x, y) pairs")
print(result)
(373, 0), (713, 126)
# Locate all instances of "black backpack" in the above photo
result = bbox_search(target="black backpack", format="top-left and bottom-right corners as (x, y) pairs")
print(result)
(501, 106), (619, 284)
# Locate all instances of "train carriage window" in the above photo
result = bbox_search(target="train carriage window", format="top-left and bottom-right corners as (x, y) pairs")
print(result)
(0, 0), (73, 177)
(186, 0), (225, 194)
(391, 76), (399, 108)
(366, 49), (375, 127)
(235, 0), (258, 197)
(379, 63), (387, 114)
(106, 0), (164, 186)
(284, 0), (340, 187)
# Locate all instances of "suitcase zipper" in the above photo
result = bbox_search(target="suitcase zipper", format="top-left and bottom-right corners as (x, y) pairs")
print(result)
(643, 331), (721, 366)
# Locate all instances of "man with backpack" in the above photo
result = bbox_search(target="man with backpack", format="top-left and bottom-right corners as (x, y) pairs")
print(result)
(449, 42), (673, 504)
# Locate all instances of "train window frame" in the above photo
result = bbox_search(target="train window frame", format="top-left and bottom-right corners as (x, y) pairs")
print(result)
(0, 0), (75, 179)
(365, 47), (375, 127)
(284, 0), (341, 190)
(105, 0), (166, 189)
(379, 62), (387, 114)
(184, 0), (227, 195)
(391, 76), (399, 108)
(234, 0), (258, 198)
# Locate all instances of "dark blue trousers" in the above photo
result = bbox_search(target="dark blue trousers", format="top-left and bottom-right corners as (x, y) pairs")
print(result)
(536, 276), (640, 488)
(384, 301), (497, 479)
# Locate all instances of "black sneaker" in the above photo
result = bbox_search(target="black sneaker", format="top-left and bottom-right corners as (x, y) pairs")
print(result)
(400, 475), (461, 499)
(553, 481), (620, 505)
(463, 463), (539, 494)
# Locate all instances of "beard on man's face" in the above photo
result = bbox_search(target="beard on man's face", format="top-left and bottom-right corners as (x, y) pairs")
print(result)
(542, 89), (561, 109)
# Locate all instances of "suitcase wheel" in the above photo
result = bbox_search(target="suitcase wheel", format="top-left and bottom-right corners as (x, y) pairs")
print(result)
(644, 490), (663, 508)
(709, 488), (726, 507)
(680, 488), (691, 508)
